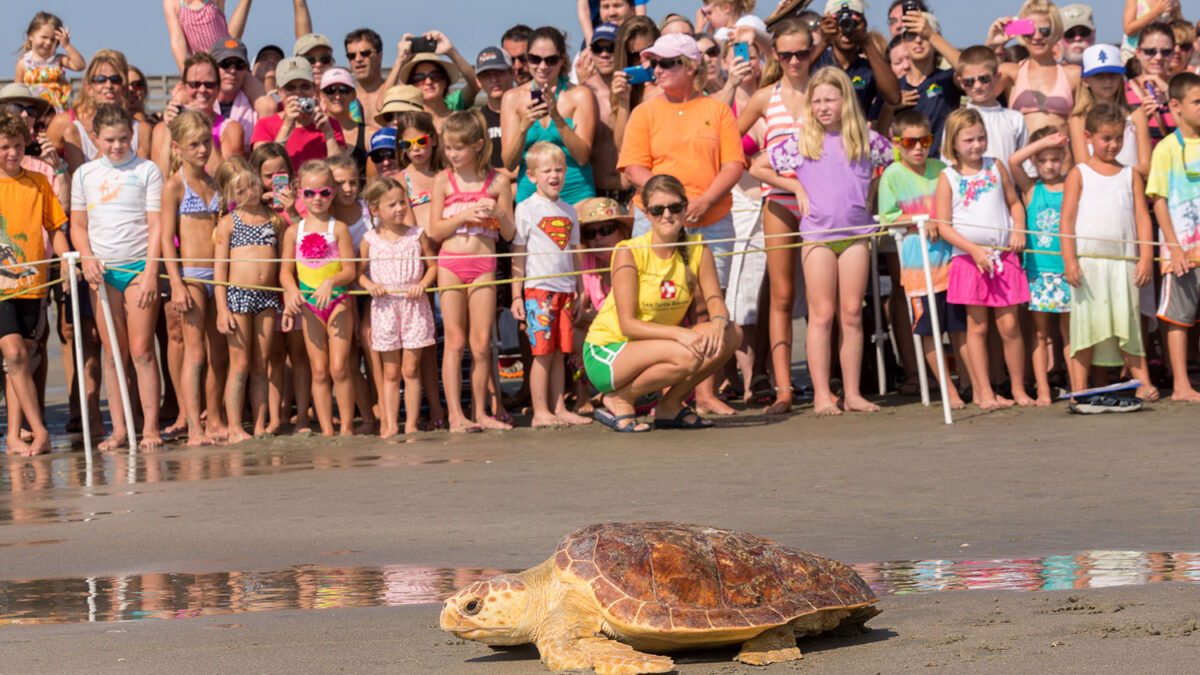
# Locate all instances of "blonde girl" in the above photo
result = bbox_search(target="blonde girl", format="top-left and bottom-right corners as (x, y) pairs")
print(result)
(359, 177), (437, 437)
(429, 110), (515, 433)
(279, 160), (358, 436)
(750, 67), (894, 416)
(935, 108), (1033, 410)
(214, 162), (285, 442)
(15, 11), (85, 113)
(161, 110), (228, 445)
(1068, 43), (1152, 177)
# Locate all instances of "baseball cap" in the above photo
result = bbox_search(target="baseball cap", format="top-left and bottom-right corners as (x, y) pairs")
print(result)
(293, 33), (333, 57)
(374, 85), (425, 125)
(319, 67), (355, 90)
(210, 37), (249, 65)
(592, 23), (619, 45)
(641, 34), (702, 63)
(1081, 44), (1123, 77)
(1061, 4), (1095, 32)
(475, 46), (513, 74)
(275, 57), (314, 87)
(824, 0), (865, 15)
(369, 127), (397, 154)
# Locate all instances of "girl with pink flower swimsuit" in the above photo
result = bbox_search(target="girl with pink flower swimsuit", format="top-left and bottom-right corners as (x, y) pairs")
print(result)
(280, 160), (358, 436)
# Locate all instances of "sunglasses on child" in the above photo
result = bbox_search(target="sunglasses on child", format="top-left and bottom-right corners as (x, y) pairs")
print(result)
(302, 188), (333, 198)
(892, 135), (934, 149)
(646, 201), (687, 217)
(526, 53), (563, 67)
(90, 74), (123, 85)
(369, 149), (396, 163)
(582, 222), (620, 239)
(400, 135), (430, 151)
(304, 53), (334, 66)
(959, 73), (993, 88)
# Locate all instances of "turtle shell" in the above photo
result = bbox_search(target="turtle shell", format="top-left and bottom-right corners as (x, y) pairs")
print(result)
(553, 522), (877, 632)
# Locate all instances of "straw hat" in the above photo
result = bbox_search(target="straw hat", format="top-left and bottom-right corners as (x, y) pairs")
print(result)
(0, 83), (52, 118)
(373, 85), (426, 125)
(576, 197), (634, 226)
(398, 53), (461, 86)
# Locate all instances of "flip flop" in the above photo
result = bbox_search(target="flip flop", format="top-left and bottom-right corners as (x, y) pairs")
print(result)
(594, 408), (650, 433)
(654, 407), (714, 430)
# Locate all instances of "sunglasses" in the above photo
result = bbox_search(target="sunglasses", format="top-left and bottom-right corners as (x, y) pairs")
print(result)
(648, 57), (683, 71)
(219, 59), (248, 71)
(646, 200), (687, 217)
(186, 80), (219, 90)
(304, 53), (334, 66)
(1035, 26), (1052, 38)
(302, 187), (333, 198)
(776, 49), (812, 62)
(128, 80), (147, 91)
(1064, 27), (1093, 41)
(512, 53), (529, 63)
(590, 42), (615, 55)
(323, 85), (354, 96)
(91, 74), (123, 85)
(369, 149), (396, 163)
(400, 135), (430, 150)
(959, 73), (994, 88)
(582, 222), (620, 239)
(12, 103), (40, 116)
(703, 45), (721, 58)
(892, 135), (934, 149)
(347, 48), (374, 60)
(409, 71), (447, 85)
(378, 112), (399, 124)
(525, 53), (562, 67)
(1140, 47), (1173, 58)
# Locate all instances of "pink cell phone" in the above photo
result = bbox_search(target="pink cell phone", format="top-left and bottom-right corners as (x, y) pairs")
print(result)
(1004, 19), (1035, 37)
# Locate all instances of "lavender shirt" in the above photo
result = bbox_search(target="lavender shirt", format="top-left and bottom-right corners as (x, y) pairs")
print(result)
(769, 130), (893, 242)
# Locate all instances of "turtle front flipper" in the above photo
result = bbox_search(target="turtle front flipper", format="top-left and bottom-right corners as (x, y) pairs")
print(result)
(536, 592), (673, 675)
(736, 625), (803, 665)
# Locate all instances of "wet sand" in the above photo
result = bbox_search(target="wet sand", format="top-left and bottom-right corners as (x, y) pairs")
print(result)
(4, 397), (1200, 672)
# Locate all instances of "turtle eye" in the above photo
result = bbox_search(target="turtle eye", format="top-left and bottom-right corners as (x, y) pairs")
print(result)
(463, 598), (482, 615)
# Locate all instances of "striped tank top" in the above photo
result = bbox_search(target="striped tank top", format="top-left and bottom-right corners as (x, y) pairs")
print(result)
(762, 82), (801, 202)
(178, 0), (230, 55)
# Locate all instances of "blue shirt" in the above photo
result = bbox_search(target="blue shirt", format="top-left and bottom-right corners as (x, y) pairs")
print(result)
(899, 68), (962, 158)
(815, 50), (879, 119)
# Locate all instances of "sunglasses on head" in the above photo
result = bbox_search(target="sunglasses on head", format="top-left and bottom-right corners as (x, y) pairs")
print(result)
(776, 48), (811, 62)
(400, 135), (430, 151)
(648, 57), (683, 71)
(893, 135), (934, 149)
(583, 222), (620, 239)
(219, 58), (247, 71)
(409, 70), (447, 84)
(1064, 27), (1092, 41)
(91, 74), (123, 85)
(960, 73), (994, 88)
(1140, 47), (1173, 58)
(304, 53), (334, 66)
(369, 149), (396, 163)
(526, 53), (562, 67)
(323, 85), (354, 96)
(646, 200), (687, 217)
(347, 48), (374, 60)
(302, 187), (333, 198)
(186, 80), (219, 90)
(590, 42), (615, 55)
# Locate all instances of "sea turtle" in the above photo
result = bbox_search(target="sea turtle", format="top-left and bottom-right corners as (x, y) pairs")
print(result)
(440, 522), (880, 674)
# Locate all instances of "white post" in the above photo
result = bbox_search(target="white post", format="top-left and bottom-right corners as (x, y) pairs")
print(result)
(63, 253), (93, 468)
(914, 216), (953, 425)
(869, 234), (887, 396)
(95, 274), (138, 451)
(889, 229), (930, 406)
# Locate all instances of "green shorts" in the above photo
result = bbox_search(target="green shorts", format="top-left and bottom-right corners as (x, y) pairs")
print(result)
(582, 341), (626, 394)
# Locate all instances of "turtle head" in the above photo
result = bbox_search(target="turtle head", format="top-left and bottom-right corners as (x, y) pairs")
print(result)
(440, 574), (534, 645)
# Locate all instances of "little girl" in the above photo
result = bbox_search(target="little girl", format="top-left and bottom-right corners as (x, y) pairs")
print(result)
(161, 110), (227, 445)
(429, 110), (515, 433)
(1068, 44), (1152, 176)
(279, 159), (358, 437)
(359, 177), (437, 437)
(1008, 127), (1071, 406)
(70, 104), (165, 450)
(15, 12), (85, 113)
(751, 66), (893, 416)
(214, 161), (285, 442)
(935, 108), (1033, 409)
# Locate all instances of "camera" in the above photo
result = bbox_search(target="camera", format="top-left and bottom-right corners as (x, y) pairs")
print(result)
(298, 97), (317, 114)
(407, 36), (436, 54)
(835, 6), (861, 35)
(902, 1), (920, 14)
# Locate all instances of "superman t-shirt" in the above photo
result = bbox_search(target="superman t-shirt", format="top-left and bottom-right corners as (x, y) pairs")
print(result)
(513, 192), (580, 293)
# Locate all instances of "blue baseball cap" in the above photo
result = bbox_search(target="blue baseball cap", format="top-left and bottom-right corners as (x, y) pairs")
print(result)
(591, 23), (618, 45)
(370, 127), (397, 153)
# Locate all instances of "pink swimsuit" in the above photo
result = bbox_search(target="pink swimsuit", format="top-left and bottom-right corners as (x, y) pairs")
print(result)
(438, 169), (500, 285)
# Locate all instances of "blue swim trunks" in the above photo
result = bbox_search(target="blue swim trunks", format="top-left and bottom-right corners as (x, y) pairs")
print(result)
(102, 260), (147, 293)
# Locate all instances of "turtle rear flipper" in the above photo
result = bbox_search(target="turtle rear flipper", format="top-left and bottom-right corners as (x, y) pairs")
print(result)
(736, 624), (803, 665)
(536, 594), (673, 675)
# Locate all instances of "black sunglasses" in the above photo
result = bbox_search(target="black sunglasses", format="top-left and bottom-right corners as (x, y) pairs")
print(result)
(1140, 47), (1172, 58)
(304, 53), (334, 66)
(1064, 27), (1093, 41)
(186, 80), (219, 90)
(323, 85), (355, 96)
(128, 80), (147, 91)
(1035, 26), (1052, 37)
(12, 103), (40, 116)
(409, 71), (447, 84)
(91, 74), (123, 85)
(648, 57), (683, 71)
(960, 73), (994, 88)
(369, 149), (396, 163)
(590, 42), (614, 55)
(703, 45), (721, 58)
(776, 49), (812, 62)
(219, 59), (248, 71)
(347, 48), (374, 60)
(526, 53), (562, 67)
(645, 201), (687, 217)
(582, 222), (620, 239)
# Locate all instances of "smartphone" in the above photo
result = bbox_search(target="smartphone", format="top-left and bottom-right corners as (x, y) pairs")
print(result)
(901, 0), (920, 13)
(733, 42), (750, 63)
(1004, 18), (1036, 37)
(407, 36), (436, 54)
(530, 88), (545, 105)
(622, 66), (654, 85)
(271, 173), (290, 208)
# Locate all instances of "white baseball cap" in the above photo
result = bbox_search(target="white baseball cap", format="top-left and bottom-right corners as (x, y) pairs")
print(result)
(1081, 44), (1123, 77)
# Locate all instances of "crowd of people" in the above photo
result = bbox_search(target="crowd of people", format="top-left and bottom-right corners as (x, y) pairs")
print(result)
(2, 0), (1200, 454)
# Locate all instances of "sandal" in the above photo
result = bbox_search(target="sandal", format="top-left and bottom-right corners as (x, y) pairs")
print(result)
(594, 408), (650, 433)
(653, 406), (714, 430)
(1068, 395), (1143, 415)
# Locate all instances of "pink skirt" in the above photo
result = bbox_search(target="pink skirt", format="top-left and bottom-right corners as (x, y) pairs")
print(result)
(946, 251), (1031, 308)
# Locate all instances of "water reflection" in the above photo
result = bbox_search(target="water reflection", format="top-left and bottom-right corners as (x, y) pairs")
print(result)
(3, 551), (1199, 626)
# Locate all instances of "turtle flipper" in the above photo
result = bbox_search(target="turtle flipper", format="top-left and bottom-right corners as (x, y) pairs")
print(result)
(736, 625), (803, 665)
(536, 594), (673, 675)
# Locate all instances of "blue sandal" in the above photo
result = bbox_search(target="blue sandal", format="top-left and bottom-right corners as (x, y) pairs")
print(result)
(594, 408), (650, 433)
(654, 406), (714, 429)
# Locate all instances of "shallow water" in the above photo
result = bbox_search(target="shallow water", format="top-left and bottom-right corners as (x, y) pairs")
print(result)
(3, 551), (1198, 626)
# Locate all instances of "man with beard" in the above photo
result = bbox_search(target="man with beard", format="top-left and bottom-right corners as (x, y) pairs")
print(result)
(1058, 4), (1095, 67)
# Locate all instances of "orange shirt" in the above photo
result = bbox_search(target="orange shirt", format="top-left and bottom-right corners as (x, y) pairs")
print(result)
(617, 95), (745, 228)
(0, 169), (67, 298)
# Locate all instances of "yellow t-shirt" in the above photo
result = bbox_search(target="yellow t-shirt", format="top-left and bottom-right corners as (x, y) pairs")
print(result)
(1146, 132), (1200, 271)
(0, 169), (66, 299)
(585, 231), (704, 345)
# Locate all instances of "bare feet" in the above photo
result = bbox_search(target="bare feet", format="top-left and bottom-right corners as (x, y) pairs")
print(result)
(842, 396), (880, 413)
(226, 427), (252, 444)
(163, 418), (187, 436)
(379, 424), (399, 439)
(813, 394), (842, 416)
(1137, 385), (1160, 402)
(694, 397), (736, 416)
(205, 424), (229, 444)
(977, 395), (1015, 411)
(476, 415), (513, 431)
(139, 435), (164, 452)
(1034, 391), (1052, 407)
(6, 434), (30, 456)
(449, 418), (482, 433)
(26, 429), (52, 456)
(1013, 394), (1037, 407)
(98, 434), (128, 452)
(556, 410), (593, 425)
(186, 430), (212, 447)
(1170, 386), (1200, 402)
(530, 413), (562, 428)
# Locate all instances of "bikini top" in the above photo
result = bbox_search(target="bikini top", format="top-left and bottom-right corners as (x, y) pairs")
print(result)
(1009, 61), (1073, 117)
(403, 170), (431, 207)
(443, 169), (500, 240)
(179, 173), (220, 216)
(230, 210), (277, 249)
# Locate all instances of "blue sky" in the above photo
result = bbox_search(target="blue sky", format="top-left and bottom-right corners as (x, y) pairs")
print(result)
(8, 0), (1133, 77)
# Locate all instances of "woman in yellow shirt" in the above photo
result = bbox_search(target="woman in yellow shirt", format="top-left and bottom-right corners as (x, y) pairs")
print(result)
(583, 175), (741, 431)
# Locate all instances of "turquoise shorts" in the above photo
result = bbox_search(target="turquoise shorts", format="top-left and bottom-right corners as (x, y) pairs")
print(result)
(582, 341), (626, 394)
(103, 260), (147, 293)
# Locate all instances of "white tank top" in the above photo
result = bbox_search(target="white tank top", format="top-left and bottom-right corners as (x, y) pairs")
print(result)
(1074, 164), (1135, 259)
(943, 158), (1012, 256)
(73, 118), (141, 161)
(1085, 115), (1138, 169)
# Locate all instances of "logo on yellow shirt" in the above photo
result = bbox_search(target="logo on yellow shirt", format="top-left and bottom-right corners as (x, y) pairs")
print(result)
(660, 280), (677, 300)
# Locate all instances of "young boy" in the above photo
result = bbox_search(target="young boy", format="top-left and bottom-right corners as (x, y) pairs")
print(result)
(893, 9), (962, 155)
(1147, 72), (1200, 402)
(877, 108), (969, 408)
(511, 142), (591, 427)
(1061, 103), (1157, 408)
(0, 109), (69, 455)
(957, 45), (1028, 165)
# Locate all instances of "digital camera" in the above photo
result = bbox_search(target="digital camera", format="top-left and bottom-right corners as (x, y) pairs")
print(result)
(298, 97), (317, 114)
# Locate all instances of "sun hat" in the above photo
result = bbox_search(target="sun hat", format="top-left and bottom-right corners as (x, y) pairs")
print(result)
(293, 33), (332, 57)
(275, 57), (314, 87)
(398, 53), (461, 86)
(1081, 44), (1123, 77)
(319, 67), (355, 91)
(369, 127), (397, 154)
(373, 85), (426, 125)
(640, 34), (702, 63)
(0, 83), (52, 118)
(576, 197), (634, 226)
